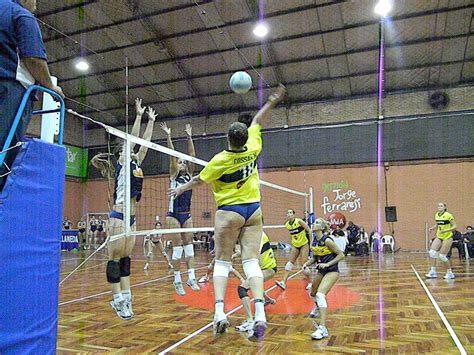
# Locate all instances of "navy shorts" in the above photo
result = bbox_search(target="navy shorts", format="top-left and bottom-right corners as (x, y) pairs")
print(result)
(167, 212), (191, 227)
(109, 210), (136, 226)
(218, 202), (260, 221)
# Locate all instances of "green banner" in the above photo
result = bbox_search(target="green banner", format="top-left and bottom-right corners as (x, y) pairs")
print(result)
(65, 144), (88, 178)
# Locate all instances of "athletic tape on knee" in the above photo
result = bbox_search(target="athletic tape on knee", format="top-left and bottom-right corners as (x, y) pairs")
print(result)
(439, 254), (448, 262)
(315, 292), (327, 308)
(242, 258), (263, 279)
(237, 286), (249, 299)
(119, 256), (131, 277)
(172, 246), (184, 260)
(183, 244), (194, 258)
(428, 249), (439, 259)
(106, 260), (120, 283)
(214, 259), (232, 278)
(285, 261), (294, 272)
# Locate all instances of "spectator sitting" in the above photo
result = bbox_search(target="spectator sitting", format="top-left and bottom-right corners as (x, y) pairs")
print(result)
(62, 216), (72, 230)
(330, 225), (345, 238)
(346, 221), (360, 245)
(463, 226), (474, 258)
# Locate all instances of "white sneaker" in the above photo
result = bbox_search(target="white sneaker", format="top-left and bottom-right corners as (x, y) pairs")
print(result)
(125, 300), (134, 316)
(443, 272), (455, 279)
(309, 305), (320, 318)
(186, 279), (201, 291)
(275, 280), (286, 290)
(198, 275), (209, 283)
(235, 320), (254, 332)
(248, 320), (267, 341)
(311, 325), (328, 340)
(213, 313), (229, 335)
(306, 282), (312, 290)
(144, 262), (149, 270)
(425, 270), (438, 278)
(109, 300), (132, 320)
(173, 281), (186, 296)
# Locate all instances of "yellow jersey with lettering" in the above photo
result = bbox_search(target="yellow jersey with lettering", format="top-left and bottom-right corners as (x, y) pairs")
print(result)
(285, 218), (309, 248)
(260, 232), (276, 271)
(435, 211), (454, 240)
(199, 124), (262, 207)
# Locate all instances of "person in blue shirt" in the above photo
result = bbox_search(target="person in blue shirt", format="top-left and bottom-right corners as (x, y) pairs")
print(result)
(0, 0), (64, 190)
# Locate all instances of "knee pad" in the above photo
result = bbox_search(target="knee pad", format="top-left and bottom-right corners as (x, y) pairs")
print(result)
(214, 259), (232, 278)
(315, 292), (327, 308)
(439, 254), (449, 262)
(119, 256), (131, 277)
(242, 258), (263, 280)
(285, 261), (294, 272)
(183, 244), (194, 258)
(172, 246), (184, 260)
(106, 260), (120, 283)
(237, 286), (249, 299)
(429, 249), (439, 259)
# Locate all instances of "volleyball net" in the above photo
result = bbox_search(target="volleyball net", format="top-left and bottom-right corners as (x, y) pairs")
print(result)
(69, 109), (312, 244)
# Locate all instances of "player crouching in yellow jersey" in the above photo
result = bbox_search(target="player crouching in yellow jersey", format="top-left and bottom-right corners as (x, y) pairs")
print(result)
(426, 202), (457, 279)
(275, 209), (311, 290)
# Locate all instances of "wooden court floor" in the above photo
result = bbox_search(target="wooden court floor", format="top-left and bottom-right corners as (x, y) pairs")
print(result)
(57, 248), (474, 354)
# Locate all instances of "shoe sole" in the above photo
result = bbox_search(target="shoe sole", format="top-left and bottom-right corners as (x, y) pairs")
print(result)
(186, 282), (201, 291)
(311, 334), (328, 340)
(214, 319), (229, 335)
(275, 282), (286, 290)
(248, 321), (266, 341)
(109, 301), (132, 321)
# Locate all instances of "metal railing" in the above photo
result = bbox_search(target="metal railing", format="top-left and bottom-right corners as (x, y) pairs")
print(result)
(0, 85), (65, 167)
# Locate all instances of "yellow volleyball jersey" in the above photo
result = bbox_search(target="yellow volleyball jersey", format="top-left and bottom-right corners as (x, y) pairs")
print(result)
(260, 232), (276, 270)
(285, 218), (309, 248)
(199, 125), (262, 207)
(435, 211), (454, 239)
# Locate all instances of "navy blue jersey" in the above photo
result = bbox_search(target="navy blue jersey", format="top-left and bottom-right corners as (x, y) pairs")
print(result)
(169, 172), (192, 213)
(311, 234), (337, 265)
(114, 161), (144, 204)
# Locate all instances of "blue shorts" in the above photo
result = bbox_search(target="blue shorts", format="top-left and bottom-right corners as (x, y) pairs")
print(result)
(218, 202), (260, 221)
(109, 210), (136, 226)
(167, 212), (191, 227)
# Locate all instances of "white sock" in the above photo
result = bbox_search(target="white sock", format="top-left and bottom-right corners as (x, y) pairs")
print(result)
(254, 299), (266, 323)
(188, 268), (196, 280)
(431, 266), (437, 272)
(215, 300), (224, 316)
(113, 293), (124, 304)
(122, 289), (131, 302)
(174, 271), (182, 283)
(447, 268), (452, 273)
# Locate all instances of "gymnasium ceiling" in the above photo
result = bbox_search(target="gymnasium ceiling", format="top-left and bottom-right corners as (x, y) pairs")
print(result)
(36, 0), (474, 127)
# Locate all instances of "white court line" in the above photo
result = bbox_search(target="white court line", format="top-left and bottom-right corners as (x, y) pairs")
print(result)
(60, 260), (107, 275)
(158, 270), (302, 355)
(411, 265), (467, 355)
(59, 265), (208, 306)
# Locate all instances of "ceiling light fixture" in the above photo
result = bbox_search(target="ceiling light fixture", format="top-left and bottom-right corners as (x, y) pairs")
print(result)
(253, 22), (269, 38)
(75, 59), (90, 71)
(374, 0), (392, 17)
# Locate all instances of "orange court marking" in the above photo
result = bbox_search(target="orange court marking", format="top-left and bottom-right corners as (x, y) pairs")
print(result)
(174, 279), (360, 314)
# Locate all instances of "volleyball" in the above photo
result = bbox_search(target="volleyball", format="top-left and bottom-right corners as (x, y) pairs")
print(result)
(229, 71), (252, 94)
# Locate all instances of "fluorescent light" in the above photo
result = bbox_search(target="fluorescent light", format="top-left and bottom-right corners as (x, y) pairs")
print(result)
(374, 0), (392, 17)
(253, 22), (269, 38)
(75, 59), (89, 71)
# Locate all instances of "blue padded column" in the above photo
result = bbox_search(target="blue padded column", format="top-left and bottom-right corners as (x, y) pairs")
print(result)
(0, 139), (65, 355)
